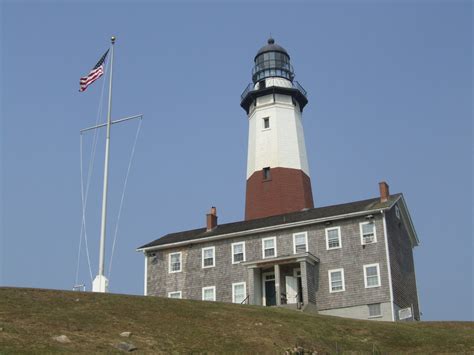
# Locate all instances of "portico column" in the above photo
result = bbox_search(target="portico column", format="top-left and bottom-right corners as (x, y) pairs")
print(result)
(274, 264), (281, 306)
(300, 260), (309, 306)
(247, 266), (262, 305)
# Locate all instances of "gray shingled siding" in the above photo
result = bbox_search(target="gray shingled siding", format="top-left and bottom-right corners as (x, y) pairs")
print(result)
(146, 214), (392, 313)
(386, 206), (420, 320)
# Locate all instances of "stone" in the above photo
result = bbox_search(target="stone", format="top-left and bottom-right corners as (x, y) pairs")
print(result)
(0, 327), (4, 332)
(52, 335), (71, 343)
(120, 331), (132, 338)
(114, 342), (137, 352)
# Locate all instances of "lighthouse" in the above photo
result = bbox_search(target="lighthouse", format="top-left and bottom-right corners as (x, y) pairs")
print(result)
(241, 38), (314, 220)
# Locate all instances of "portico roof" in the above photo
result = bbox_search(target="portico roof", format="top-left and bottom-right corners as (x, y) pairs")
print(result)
(240, 252), (319, 268)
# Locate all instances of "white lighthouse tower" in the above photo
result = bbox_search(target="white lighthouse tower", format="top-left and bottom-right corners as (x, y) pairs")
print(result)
(241, 38), (314, 220)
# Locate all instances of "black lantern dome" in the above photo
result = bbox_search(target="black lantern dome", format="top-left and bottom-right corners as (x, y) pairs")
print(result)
(252, 38), (294, 84)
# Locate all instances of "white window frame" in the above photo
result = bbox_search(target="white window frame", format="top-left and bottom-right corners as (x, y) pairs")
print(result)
(360, 221), (377, 245)
(201, 246), (215, 268)
(262, 236), (277, 259)
(231, 242), (246, 264)
(328, 268), (345, 293)
(168, 291), (182, 299)
(293, 232), (308, 254)
(232, 282), (247, 304)
(368, 303), (382, 318)
(202, 286), (216, 301)
(325, 226), (342, 250)
(168, 252), (182, 273)
(364, 263), (381, 288)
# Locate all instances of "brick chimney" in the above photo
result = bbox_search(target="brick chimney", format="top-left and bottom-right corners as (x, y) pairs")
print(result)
(206, 207), (218, 231)
(379, 181), (390, 203)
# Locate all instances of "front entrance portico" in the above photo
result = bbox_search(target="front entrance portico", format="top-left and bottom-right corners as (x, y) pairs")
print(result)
(243, 252), (319, 308)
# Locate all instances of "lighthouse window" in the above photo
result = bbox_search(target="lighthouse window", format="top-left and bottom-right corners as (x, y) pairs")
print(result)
(263, 117), (270, 129)
(263, 167), (271, 180)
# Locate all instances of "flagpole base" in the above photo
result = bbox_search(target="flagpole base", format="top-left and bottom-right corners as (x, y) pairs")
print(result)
(92, 275), (109, 293)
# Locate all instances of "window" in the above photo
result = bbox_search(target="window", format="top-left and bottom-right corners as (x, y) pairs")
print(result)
(263, 117), (270, 129)
(232, 282), (246, 304)
(360, 222), (377, 244)
(259, 80), (266, 89)
(325, 227), (341, 250)
(262, 237), (277, 258)
(364, 263), (381, 288)
(232, 242), (246, 264)
(328, 268), (345, 293)
(202, 286), (216, 301)
(293, 232), (308, 253)
(169, 252), (182, 273)
(263, 167), (271, 180)
(202, 246), (215, 268)
(168, 291), (182, 299)
(395, 205), (401, 219)
(368, 303), (382, 318)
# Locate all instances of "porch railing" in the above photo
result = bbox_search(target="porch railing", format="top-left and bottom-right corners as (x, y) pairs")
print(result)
(241, 294), (250, 305)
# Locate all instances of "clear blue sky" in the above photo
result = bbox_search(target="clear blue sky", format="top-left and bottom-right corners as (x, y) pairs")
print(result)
(1, 1), (472, 321)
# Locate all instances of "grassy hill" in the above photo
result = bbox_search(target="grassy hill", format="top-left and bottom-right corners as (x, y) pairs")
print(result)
(0, 288), (472, 353)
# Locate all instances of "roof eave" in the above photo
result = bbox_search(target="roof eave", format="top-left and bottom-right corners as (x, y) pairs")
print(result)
(136, 205), (393, 253)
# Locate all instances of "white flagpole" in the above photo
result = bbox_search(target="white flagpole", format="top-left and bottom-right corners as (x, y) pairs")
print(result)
(93, 36), (115, 293)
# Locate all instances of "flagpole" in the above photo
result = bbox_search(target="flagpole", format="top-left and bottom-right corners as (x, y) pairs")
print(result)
(93, 36), (115, 293)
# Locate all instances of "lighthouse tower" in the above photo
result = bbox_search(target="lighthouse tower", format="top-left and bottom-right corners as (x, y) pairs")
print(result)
(241, 38), (314, 220)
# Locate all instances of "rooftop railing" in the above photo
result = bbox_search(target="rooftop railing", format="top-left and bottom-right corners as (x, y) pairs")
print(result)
(240, 81), (307, 102)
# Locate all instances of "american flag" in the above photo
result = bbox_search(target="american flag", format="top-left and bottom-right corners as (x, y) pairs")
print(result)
(79, 49), (109, 92)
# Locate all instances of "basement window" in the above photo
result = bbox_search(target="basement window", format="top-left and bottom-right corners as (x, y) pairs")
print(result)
(263, 167), (271, 180)
(168, 291), (182, 299)
(368, 303), (382, 318)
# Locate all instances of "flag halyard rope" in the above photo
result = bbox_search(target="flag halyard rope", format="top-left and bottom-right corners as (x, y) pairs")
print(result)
(107, 117), (143, 280)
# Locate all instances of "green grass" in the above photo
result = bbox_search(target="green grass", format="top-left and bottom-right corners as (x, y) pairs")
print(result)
(0, 287), (472, 353)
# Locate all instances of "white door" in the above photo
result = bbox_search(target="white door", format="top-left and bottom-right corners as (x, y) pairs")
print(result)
(285, 276), (298, 304)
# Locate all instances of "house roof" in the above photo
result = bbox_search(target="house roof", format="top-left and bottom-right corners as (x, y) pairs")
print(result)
(137, 194), (404, 251)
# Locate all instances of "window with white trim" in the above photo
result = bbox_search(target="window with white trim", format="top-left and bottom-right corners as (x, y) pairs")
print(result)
(202, 286), (216, 301)
(364, 263), (381, 288)
(328, 268), (345, 292)
(168, 291), (182, 299)
(202, 246), (215, 268)
(232, 282), (246, 304)
(360, 222), (377, 245)
(262, 237), (277, 258)
(169, 252), (182, 273)
(395, 205), (401, 219)
(368, 303), (382, 318)
(293, 232), (308, 253)
(326, 227), (341, 250)
(232, 242), (245, 264)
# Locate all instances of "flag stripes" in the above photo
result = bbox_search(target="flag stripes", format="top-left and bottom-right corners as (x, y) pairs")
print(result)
(79, 49), (109, 92)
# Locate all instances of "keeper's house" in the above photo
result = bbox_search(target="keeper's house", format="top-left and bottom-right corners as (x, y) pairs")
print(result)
(137, 39), (420, 322)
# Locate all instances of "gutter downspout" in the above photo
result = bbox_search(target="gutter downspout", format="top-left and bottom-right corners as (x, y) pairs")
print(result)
(381, 210), (395, 321)
(143, 252), (147, 296)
